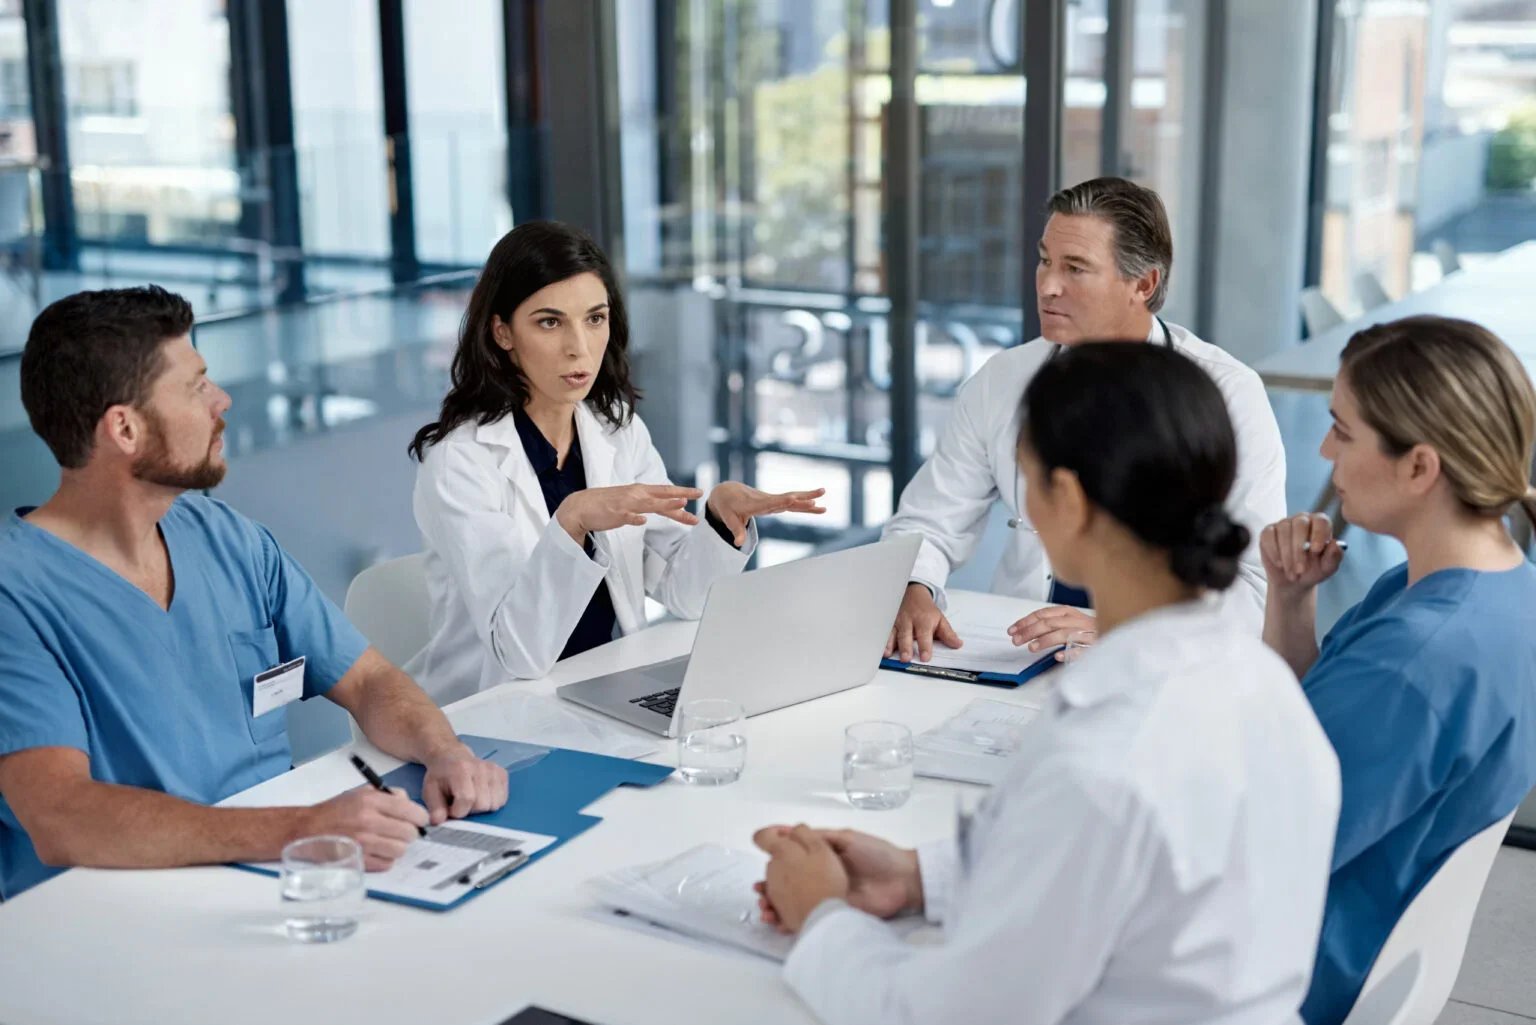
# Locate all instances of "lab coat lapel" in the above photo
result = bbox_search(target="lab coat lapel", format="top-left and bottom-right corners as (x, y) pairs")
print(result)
(574, 402), (618, 489)
(475, 416), (550, 526)
(574, 403), (642, 634)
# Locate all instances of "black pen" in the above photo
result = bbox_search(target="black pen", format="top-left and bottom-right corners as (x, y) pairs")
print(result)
(350, 753), (428, 838)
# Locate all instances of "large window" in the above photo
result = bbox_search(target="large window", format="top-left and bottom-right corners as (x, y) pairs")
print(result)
(287, 0), (390, 259)
(1315, 0), (1536, 314)
(404, 0), (511, 265)
(58, 0), (238, 245)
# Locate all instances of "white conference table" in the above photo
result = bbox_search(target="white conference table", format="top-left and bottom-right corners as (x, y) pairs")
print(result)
(1254, 240), (1536, 392)
(0, 590), (1052, 1025)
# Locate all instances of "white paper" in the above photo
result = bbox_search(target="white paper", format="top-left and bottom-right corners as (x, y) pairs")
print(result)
(914, 697), (1042, 786)
(368, 820), (556, 905)
(911, 609), (1061, 676)
(450, 691), (660, 761)
(589, 844), (925, 962)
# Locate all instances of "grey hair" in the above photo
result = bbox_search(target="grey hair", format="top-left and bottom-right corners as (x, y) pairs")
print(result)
(1046, 177), (1174, 313)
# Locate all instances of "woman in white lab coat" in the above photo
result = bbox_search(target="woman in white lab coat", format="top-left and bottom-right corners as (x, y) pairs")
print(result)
(754, 342), (1342, 1025)
(406, 222), (824, 703)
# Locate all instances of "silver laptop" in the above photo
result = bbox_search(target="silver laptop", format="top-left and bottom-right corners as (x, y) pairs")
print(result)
(557, 535), (921, 737)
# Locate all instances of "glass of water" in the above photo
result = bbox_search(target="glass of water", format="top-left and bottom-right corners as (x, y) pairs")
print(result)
(844, 721), (915, 810)
(1061, 629), (1097, 664)
(280, 835), (365, 943)
(677, 697), (747, 785)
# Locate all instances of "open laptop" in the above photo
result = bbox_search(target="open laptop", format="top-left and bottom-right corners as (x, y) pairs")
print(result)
(557, 534), (921, 737)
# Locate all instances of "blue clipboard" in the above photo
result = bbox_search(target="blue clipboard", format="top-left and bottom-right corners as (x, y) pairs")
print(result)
(880, 646), (1063, 689)
(233, 735), (674, 912)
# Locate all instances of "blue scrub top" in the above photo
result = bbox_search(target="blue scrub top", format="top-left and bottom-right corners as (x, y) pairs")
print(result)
(1300, 561), (1536, 1025)
(0, 495), (368, 898)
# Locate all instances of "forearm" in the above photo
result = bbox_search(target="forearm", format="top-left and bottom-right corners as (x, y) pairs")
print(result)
(34, 780), (312, 870)
(1263, 587), (1321, 678)
(350, 662), (466, 765)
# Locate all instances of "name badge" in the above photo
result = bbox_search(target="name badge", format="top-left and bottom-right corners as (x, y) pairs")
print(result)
(253, 656), (305, 718)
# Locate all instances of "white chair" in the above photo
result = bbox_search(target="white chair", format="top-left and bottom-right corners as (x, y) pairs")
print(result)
(343, 553), (431, 740)
(1301, 287), (1346, 337)
(1354, 271), (1394, 311)
(1343, 952), (1421, 1025)
(1341, 811), (1515, 1025)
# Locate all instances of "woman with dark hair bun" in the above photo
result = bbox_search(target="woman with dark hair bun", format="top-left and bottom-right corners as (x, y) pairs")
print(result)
(407, 222), (824, 702)
(752, 342), (1340, 1025)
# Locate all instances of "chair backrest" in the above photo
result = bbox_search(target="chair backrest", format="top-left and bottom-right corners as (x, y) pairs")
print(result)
(1301, 287), (1346, 337)
(1342, 812), (1515, 1025)
(1354, 271), (1394, 311)
(343, 553), (431, 670)
(1432, 239), (1461, 276)
(1343, 952), (1422, 1025)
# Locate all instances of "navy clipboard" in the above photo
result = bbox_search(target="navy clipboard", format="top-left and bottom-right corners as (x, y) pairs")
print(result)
(233, 735), (674, 911)
(880, 646), (1063, 689)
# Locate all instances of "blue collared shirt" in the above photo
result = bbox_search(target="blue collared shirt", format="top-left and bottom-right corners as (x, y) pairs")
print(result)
(1300, 561), (1536, 1024)
(0, 495), (368, 898)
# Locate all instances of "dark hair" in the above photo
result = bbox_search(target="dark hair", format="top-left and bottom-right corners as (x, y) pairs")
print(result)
(20, 285), (195, 469)
(1047, 177), (1174, 312)
(409, 221), (639, 460)
(1020, 342), (1249, 590)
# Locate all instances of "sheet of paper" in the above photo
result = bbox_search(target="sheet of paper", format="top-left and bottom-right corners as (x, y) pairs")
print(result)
(368, 820), (557, 905)
(914, 697), (1042, 786)
(589, 845), (925, 963)
(450, 691), (660, 761)
(912, 609), (1057, 675)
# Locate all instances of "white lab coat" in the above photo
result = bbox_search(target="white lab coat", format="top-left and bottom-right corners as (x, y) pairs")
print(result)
(406, 403), (755, 704)
(783, 602), (1341, 1025)
(882, 321), (1287, 632)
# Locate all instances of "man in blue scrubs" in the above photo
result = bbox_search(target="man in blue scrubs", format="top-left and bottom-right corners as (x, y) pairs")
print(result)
(0, 286), (510, 899)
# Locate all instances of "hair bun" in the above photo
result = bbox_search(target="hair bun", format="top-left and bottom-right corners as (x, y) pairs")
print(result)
(1169, 508), (1250, 591)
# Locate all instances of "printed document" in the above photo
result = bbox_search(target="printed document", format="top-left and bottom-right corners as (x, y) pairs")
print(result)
(914, 697), (1043, 785)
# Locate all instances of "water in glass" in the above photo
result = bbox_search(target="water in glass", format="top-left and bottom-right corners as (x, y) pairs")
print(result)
(677, 698), (747, 785)
(281, 836), (365, 942)
(844, 721), (915, 810)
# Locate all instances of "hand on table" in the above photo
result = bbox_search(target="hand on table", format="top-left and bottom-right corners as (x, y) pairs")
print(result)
(420, 744), (510, 826)
(885, 582), (962, 663)
(753, 826), (922, 933)
(706, 482), (827, 547)
(1008, 605), (1097, 660)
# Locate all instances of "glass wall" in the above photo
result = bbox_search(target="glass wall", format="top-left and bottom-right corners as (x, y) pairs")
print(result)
(404, 0), (511, 265)
(287, 0), (390, 259)
(58, 0), (238, 245)
(621, 0), (1034, 548)
(0, 1), (34, 161)
(1316, 0), (1536, 314)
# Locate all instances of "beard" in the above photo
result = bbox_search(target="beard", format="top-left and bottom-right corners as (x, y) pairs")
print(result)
(132, 410), (228, 490)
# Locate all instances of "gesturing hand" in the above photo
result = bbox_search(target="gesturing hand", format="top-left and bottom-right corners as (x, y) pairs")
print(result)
(555, 484), (704, 544)
(706, 482), (826, 547)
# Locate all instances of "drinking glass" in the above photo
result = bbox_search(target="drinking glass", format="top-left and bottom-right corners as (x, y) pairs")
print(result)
(677, 698), (747, 785)
(1061, 629), (1097, 664)
(843, 721), (915, 810)
(280, 835), (365, 942)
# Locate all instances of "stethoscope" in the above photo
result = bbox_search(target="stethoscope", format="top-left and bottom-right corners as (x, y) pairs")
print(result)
(1006, 317), (1172, 531)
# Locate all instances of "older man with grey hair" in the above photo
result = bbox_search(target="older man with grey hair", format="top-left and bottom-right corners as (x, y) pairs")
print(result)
(883, 176), (1287, 663)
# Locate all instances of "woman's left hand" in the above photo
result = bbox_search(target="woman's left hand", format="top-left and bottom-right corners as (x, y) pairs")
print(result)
(706, 482), (826, 546)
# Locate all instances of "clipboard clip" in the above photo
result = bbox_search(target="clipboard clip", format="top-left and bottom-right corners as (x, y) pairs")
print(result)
(471, 851), (530, 889)
(902, 663), (981, 683)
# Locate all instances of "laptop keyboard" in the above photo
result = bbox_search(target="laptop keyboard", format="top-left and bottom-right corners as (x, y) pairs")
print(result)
(629, 687), (680, 717)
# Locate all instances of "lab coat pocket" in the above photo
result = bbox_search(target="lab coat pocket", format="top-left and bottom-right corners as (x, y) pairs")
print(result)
(228, 624), (287, 745)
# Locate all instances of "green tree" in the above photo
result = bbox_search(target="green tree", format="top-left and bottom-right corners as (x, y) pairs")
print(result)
(1487, 101), (1536, 191)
